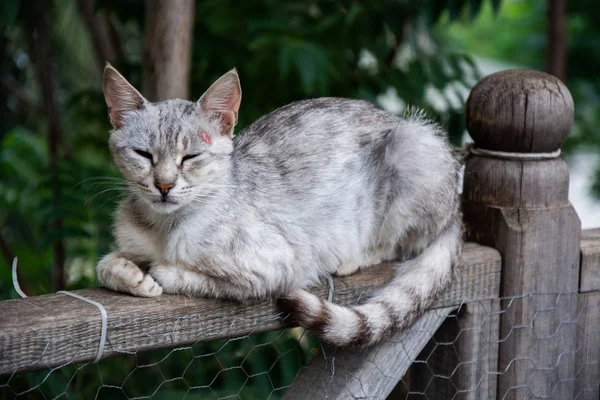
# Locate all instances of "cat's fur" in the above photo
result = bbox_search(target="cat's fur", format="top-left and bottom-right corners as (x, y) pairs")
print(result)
(97, 65), (463, 347)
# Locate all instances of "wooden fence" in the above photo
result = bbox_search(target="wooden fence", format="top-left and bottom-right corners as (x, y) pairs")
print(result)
(1, 69), (600, 399)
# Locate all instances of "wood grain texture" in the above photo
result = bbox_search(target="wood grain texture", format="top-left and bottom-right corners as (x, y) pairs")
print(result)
(463, 68), (582, 399)
(281, 307), (456, 400)
(463, 196), (581, 400)
(465, 69), (573, 153)
(0, 243), (500, 376)
(580, 228), (600, 293)
(462, 157), (569, 208)
(575, 291), (600, 400)
(463, 139), (581, 399)
(463, 69), (581, 399)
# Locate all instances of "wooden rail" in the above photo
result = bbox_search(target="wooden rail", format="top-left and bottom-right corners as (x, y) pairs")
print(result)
(0, 243), (500, 376)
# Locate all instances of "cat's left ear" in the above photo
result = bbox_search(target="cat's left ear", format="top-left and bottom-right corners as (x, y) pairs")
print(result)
(198, 69), (241, 138)
(103, 64), (148, 129)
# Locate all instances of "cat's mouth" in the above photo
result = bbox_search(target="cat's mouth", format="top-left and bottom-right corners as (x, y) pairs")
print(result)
(148, 196), (182, 213)
(153, 197), (178, 205)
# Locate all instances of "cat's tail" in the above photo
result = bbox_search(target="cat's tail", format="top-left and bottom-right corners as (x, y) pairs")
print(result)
(279, 219), (463, 347)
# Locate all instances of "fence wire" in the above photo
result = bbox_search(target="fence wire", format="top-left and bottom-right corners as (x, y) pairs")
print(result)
(1, 292), (599, 400)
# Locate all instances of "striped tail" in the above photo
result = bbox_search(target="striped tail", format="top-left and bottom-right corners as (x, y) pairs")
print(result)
(279, 220), (463, 347)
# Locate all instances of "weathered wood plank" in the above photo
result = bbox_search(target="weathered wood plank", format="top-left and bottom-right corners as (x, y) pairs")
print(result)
(282, 307), (456, 400)
(580, 228), (600, 293)
(0, 243), (500, 376)
(282, 243), (502, 400)
(575, 291), (600, 400)
(576, 229), (600, 398)
(464, 177), (581, 400)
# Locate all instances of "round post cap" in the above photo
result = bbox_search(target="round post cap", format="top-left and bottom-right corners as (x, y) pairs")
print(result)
(466, 70), (574, 153)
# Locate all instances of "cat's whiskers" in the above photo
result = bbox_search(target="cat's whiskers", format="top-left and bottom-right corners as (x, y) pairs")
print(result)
(98, 192), (128, 209)
(72, 177), (128, 202)
(86, 186), (131, 206)
(75, 176), (123, 186)
(88, 182), (128, 191)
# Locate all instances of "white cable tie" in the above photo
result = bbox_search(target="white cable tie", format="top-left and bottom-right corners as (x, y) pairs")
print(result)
(325, 274), (335, 303)
(12, 257), (27, 298)
(57, 291), (108, 363)
(469, 146), (561, 160)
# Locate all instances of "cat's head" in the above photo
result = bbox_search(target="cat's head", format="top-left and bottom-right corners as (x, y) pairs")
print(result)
(102, 65), (241, 214)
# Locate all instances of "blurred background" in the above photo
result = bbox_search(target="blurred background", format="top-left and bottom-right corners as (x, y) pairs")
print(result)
(0, 0), (599, 398)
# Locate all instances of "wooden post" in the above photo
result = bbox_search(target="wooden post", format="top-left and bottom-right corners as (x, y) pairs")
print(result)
(462, 70), (581, 399)
(576, 228), (600, 399)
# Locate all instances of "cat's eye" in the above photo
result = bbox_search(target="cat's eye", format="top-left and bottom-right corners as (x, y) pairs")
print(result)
(134, 149), (153, 163)
(181, 154), (200, 164)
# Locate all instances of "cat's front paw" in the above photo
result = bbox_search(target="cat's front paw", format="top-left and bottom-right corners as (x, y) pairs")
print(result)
(133, 270), (163, 297)
(97, 254), (163, 297)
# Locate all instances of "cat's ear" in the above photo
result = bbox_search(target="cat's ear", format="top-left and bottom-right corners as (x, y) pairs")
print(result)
(198, 69), (241, 137)
(102, 64), (147, 129)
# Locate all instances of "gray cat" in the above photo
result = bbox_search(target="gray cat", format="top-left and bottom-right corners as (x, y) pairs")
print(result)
(97, 65), (462, 347)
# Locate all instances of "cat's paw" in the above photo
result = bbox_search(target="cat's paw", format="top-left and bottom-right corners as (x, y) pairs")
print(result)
(133, 271), (163, 297)
(97, 254), (162, 297)
(112, 258), (163, 297)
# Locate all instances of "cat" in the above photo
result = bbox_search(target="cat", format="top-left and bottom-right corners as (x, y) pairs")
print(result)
(96, 65), (463, 347)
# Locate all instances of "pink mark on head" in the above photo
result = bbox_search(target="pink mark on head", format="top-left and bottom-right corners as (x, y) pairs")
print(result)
(202, 133), (211, 144)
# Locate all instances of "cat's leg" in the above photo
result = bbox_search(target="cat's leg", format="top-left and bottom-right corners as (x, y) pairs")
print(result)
(97, 252), (163, 297)
(149, 265), (274, 300)
(147, 265), (207, 297)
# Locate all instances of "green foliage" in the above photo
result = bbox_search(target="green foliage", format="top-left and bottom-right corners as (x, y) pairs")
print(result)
(0, 127), (119, 297)
(98, 0), (483, 140)
(440, 0), (600, 196)
(438, 0), (545, 67)
(1, 0), (485, 296)
(564, 0), (600, 178)
(0, 0), (491, 397)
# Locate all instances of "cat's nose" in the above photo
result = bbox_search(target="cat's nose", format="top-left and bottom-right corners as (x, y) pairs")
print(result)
(155, 182), (174, 195)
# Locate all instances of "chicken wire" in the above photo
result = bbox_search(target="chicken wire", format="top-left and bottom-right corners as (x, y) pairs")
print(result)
(1, 292), (600, 400)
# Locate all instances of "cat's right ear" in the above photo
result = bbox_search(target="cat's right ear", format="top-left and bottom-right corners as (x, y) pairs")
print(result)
(198, 69), (242, 138)
(102, 64), (147, 129)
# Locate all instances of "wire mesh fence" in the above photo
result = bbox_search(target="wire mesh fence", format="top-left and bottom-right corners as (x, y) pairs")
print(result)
(1, 290), (599, 400)
(1, 326), (315, 399)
